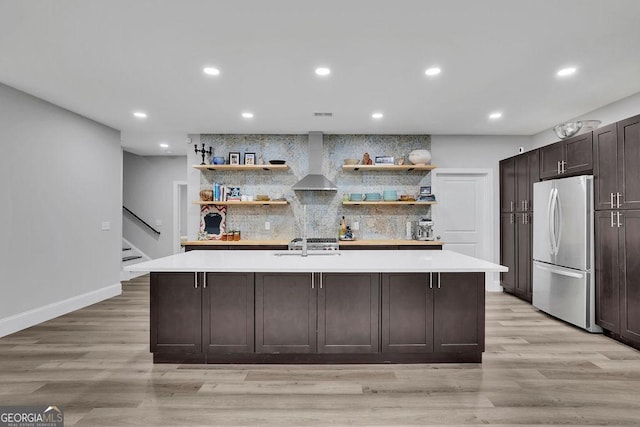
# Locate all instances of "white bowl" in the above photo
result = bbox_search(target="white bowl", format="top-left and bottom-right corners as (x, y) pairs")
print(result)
(408, 149), (431, 165)
(578, 120), (602, 133)
(553, 122), (582, 139)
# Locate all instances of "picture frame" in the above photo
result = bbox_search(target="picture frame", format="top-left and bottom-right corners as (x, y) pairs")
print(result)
(229, 152), (240, 165)
(243, 152), (256, 165)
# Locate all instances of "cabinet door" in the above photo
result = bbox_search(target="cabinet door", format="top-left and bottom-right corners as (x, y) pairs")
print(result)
(203, 272), (254, 354)
(563, 132), (593, 175)
(500, 157), (516, 212)
(381, 273), (434, 353)
(150, 272), (202, 354)
(527, 149), (540, 209)
(539, 143), (564, 179)
(433, 273), (485, 353)
(620, 210), (640, 343)
(318, 273), (379, 353)
(500, 213), (516, 292)
(618, 115), (640, 210)
(593, 124), (619, 210)
(515, 154), (530, 211)
(255, 273), (317, 353)
(595, 211), (620, 333)
(515, 213), (532, 301)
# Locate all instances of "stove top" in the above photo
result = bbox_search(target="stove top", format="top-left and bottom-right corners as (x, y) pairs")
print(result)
(288, 237), (340, 251)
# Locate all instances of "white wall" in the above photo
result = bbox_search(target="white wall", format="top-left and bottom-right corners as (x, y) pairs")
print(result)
(532, 91), (640, 149)
(0, 83), (122, 336)
(123, 152), (187, 259)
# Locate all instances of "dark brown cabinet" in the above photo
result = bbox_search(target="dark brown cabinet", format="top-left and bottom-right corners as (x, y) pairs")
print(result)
(317, 273), (379, 353)
(499, 151), (537, 302)
(255, 273), (317, 353)
(150, 272), (202, 355)
(151, 272), (255, 361)
(595, 210), (640, 347)
(539, 132), (593, 179)
(500, 157), (516, 212)
(203, 272), (254, 354)
(381, 272), (484, 354)
(594, 115), (640, 211)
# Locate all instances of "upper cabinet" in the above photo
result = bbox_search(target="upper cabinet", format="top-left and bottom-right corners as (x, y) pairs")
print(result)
(539, 132), (593, 180)
(594, 115), (640, 210)
(500, 150), (538, 213)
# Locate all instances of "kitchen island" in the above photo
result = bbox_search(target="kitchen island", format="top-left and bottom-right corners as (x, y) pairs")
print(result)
(127, 250), (506, 364)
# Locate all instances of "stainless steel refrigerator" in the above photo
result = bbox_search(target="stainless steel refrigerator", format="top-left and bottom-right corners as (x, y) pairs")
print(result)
(532, 175), (602, 333)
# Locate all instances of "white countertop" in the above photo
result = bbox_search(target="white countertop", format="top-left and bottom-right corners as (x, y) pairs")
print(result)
(126, 250), (507, 273)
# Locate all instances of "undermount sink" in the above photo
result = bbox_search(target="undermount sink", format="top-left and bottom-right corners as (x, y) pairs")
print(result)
(274, 250), (341, 256)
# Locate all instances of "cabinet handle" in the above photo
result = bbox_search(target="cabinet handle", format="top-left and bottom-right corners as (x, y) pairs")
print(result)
(611, 211), (615, 228)
(557, 161), (561, 175)
(616, 192), (621, 209)
(617, 211), (622, 228)
(311, 273), (314, 289)
(320, 272), (323, 289)
(525, 200), (528, 211)
(429, 273), (432, 289)
(194, 272), (198, 289)
(203, 273), (207, 289)
(437, 273), (441, 289)
(510, 201), (513, 212)
(510, 213), (514, 224)
(525, 213), (529, 225)
(562, 160), (567, 173)
(610, 193), (615, 209)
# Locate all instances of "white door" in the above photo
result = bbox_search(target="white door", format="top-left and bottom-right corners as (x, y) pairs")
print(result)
(432, 169), (497, 289)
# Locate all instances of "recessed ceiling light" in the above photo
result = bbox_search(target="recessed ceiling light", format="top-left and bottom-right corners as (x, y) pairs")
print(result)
(557, 67), (577, 77)
(315, 67), (331, 76)
(372, 112), (383, 119)
(242, 112), (254, 119)
(203, 67), (220, 76)
(133, 111), (147, 119)
(159, 143), (169, 148)
(489, 112), (503, 120)
(425, 67), (441, 76)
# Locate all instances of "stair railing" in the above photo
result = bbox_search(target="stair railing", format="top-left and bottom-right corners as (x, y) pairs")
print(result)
(123, 206), (161, 236)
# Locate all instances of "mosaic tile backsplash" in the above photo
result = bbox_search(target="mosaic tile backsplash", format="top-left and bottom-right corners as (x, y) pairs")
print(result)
(199, 134), (432, 240)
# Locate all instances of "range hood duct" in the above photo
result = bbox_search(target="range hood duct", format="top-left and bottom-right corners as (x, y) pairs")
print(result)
(291, 131), (338, 191)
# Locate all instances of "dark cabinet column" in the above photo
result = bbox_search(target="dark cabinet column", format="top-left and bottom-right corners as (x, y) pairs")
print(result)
(500, 157), (516, 212)
(150, 272), (202, 354)
(255, 273), (317, 353)
(500, 212), (516, 293)
(595, 211), (620, 333)
(516, 151), (538, 212)
(318, 273), (379, 353)
(381, 273), (434, 353)
(620, 210), (640, 342)
(203, 272), (254, 354)
(618, 115), (640, 210)
(433, 273), (485, 353)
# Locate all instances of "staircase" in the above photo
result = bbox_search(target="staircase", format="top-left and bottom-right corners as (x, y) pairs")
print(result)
(121, 238), (150, 281)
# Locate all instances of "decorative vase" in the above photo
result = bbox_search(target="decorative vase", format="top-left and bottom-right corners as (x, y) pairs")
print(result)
(408, 149), (431, 165)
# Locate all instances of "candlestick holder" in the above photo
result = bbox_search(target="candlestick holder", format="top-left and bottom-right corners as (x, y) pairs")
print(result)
(194, 143), (213, 165)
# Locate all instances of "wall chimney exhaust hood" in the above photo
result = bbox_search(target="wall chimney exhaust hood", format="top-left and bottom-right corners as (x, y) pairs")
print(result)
(291, 131), (338, 191)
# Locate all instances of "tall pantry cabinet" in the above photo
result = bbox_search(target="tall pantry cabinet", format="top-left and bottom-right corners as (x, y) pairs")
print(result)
(499, 150), (539, 302)
(593, 115), (640, 348)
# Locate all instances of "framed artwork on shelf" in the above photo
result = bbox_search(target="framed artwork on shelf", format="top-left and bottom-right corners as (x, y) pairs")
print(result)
(199, 205), (227, 240)
(229, 152), (240, 165)
(243, 152), (256, 165)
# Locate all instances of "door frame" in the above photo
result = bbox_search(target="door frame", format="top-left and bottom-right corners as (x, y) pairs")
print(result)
(431, 168), (499, 291)
(173, 180), (188, 254)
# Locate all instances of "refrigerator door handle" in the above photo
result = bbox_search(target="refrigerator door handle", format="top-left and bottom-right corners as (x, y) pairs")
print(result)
(548, 188), (559, 256)
(534, 263), (584, 279)
(555, 189), (563, 256)
(547, 188), (556, 256)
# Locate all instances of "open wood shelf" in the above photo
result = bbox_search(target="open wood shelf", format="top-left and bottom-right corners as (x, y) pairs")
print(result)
(193, 200), (288, 206)
(342, 164), (436, 172)
(193, 164), (289, 171)
(342, 201), (436, 206)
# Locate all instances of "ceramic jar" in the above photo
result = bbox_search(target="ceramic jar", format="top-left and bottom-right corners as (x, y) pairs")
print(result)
(408, 149), (431, 165)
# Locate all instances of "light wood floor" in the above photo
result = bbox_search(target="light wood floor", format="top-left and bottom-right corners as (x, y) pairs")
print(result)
(1, 276), (639, 426)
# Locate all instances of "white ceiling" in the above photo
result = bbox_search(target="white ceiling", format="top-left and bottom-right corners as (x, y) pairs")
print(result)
(2, 0), (640, 155)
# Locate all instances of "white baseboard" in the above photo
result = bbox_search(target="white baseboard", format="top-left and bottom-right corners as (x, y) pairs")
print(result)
(486, 279), (502, 292)
(0, 282), (122, 338)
